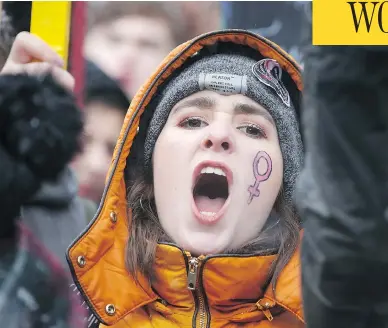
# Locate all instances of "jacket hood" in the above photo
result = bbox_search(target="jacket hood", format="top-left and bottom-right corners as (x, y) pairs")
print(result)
(66, 30), (303, 326)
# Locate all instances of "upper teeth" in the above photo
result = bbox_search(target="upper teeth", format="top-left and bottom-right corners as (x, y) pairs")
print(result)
(200, 166), (226, 176)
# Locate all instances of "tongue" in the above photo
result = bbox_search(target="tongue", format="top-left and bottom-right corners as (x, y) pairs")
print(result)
(194, 196), (225, 213)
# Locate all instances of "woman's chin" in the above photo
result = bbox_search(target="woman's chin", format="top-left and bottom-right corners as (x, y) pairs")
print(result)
(180, 234), (228, 256)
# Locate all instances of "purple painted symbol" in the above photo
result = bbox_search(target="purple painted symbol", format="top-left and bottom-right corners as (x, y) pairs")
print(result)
(247, 151), (272, 204)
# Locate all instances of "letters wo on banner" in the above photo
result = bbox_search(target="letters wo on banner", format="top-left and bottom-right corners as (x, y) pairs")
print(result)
(313, 0), (388, 45)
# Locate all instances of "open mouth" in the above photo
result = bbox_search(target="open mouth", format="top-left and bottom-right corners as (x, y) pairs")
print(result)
(192, 163), (232, 224)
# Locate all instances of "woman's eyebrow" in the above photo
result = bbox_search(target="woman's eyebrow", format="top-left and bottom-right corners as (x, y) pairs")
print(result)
(171, 96), (215, 114)
(234, 102), (275, 126)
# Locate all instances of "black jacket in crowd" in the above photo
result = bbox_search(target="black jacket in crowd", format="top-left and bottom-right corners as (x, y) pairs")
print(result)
(297, 44), (388, 326)
(0, 73), (87, 327)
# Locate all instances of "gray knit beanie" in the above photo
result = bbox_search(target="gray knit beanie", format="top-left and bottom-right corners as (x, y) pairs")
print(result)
(143, 53), (303, 202)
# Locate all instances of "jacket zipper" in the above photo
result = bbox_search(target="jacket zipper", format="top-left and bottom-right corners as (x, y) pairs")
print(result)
(185, 252), (209, 328)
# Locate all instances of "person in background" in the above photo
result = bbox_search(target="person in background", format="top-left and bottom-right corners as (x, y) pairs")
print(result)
(0, 10), (16, 69)
(72, 60), (130, 205)
(179, 2), (221, 38)
(0, 31), (85, 327)
(296, 26), (388, 328)
(84, 1), (220, 98)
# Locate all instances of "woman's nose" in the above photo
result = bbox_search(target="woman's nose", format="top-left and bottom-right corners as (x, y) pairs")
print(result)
(201, 125), (235, 153)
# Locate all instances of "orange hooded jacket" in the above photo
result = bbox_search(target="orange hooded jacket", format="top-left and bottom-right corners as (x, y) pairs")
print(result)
(66, 30), (304, 328)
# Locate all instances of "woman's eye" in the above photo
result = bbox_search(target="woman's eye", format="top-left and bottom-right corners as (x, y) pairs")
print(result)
(238, 124), (266, 139)
(179, 117), (208, 129)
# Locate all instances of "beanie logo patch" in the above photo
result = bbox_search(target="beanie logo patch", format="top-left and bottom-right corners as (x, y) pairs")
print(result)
(198, 73), (248, 95)
(252, 59), (291, 107)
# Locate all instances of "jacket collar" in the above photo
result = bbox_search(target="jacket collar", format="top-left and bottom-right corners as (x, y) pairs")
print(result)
(152, 243), (276, 312)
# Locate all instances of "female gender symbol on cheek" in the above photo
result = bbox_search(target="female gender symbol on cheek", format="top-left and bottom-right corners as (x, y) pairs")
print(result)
(247, 151), (272, 204)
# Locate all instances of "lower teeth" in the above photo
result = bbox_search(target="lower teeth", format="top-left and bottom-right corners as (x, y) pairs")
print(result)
(200, 211), (216, 217)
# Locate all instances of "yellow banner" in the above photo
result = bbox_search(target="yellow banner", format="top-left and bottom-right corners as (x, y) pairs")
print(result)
(313, 0), (388, 45)
(30, 1), (72, 68)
